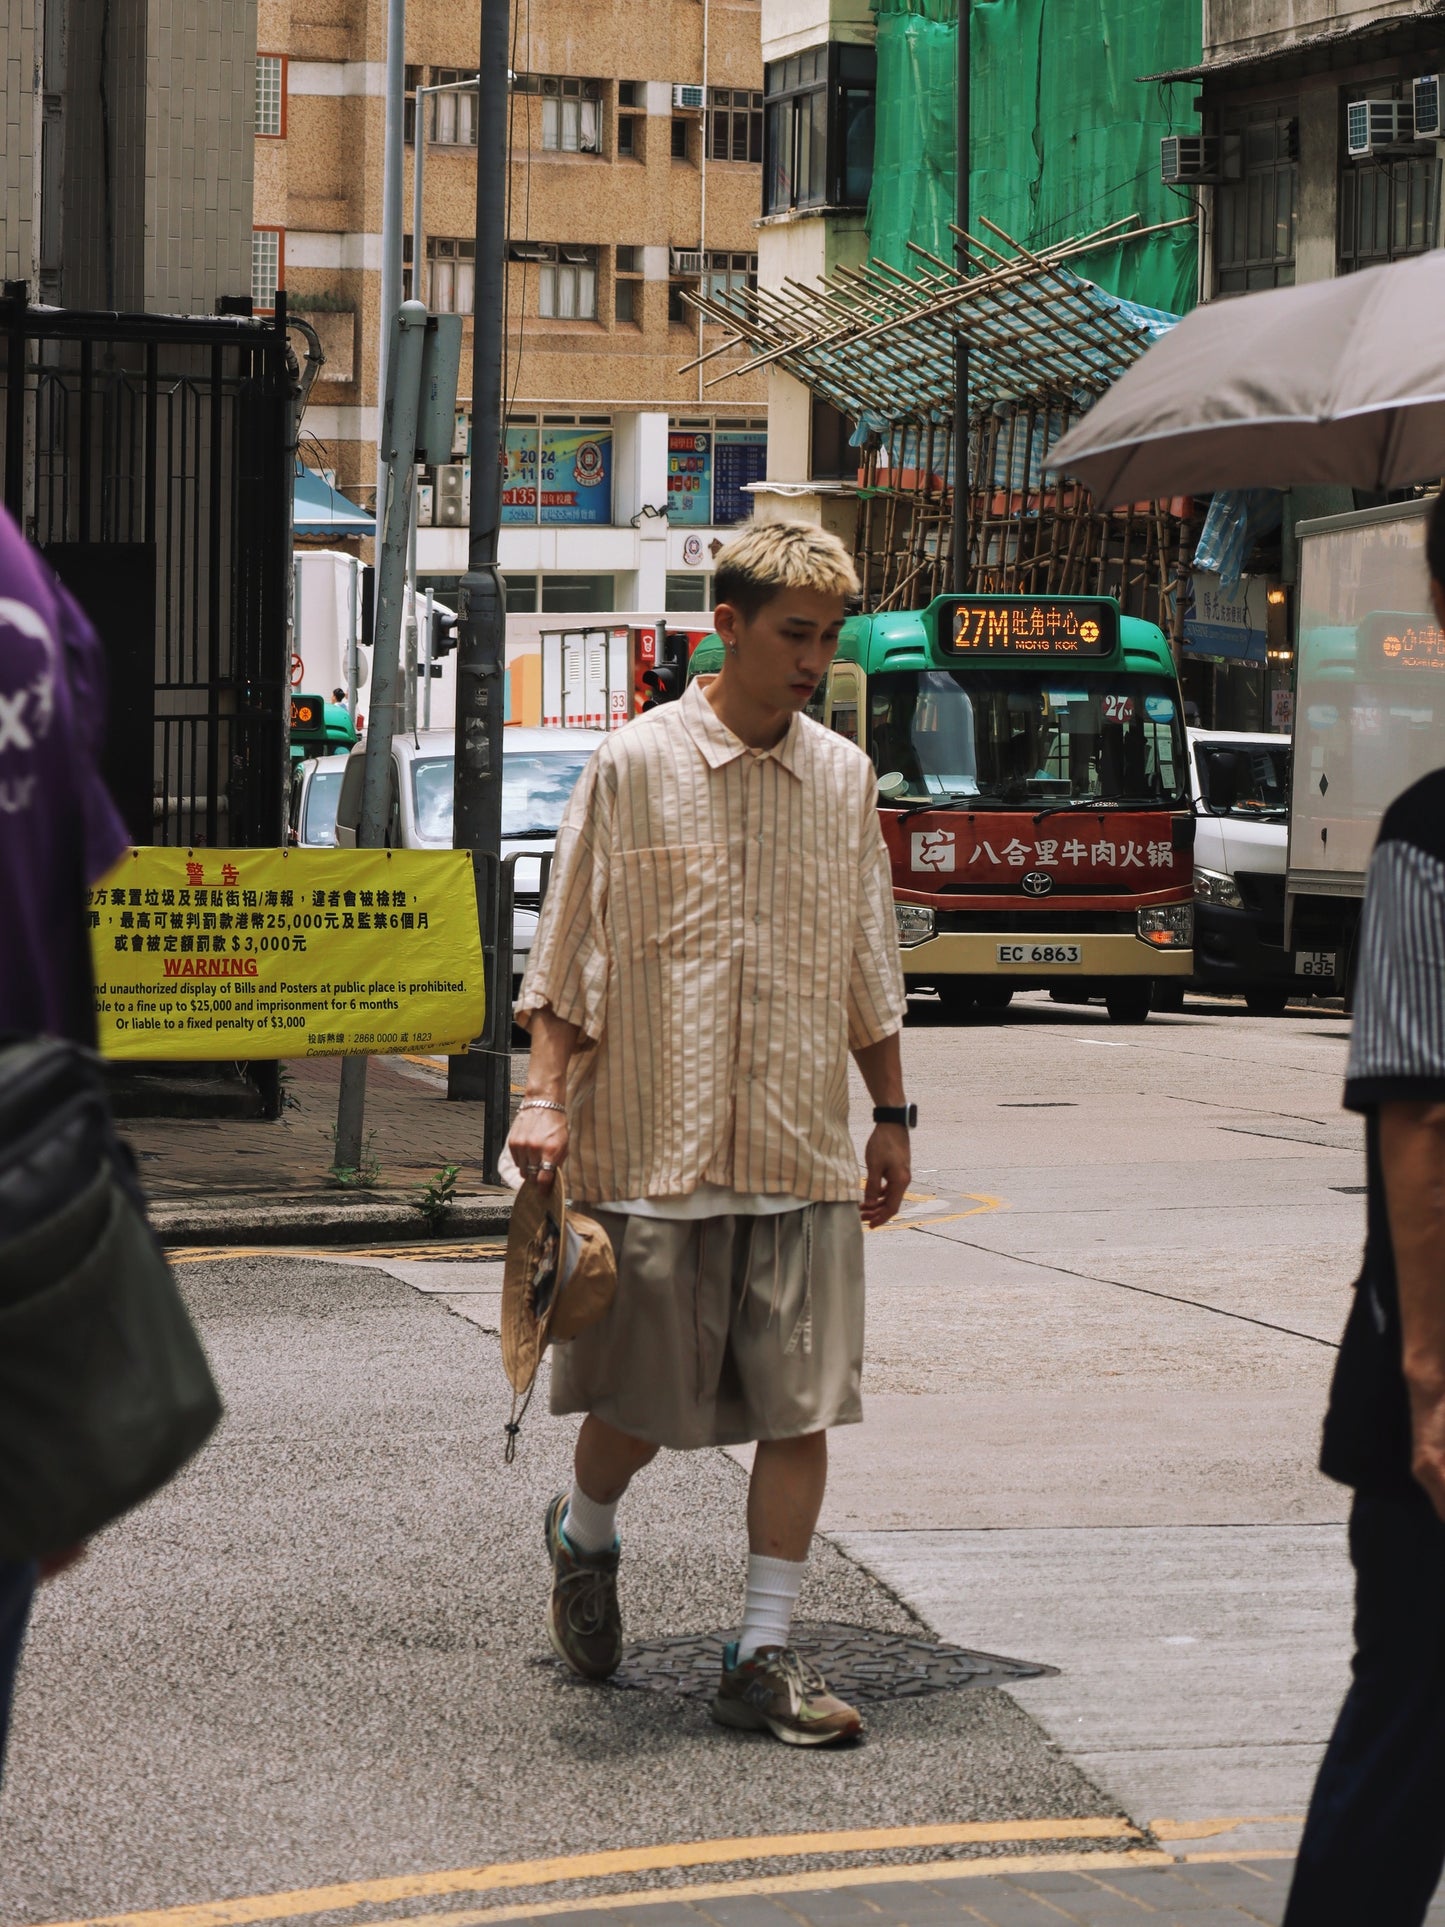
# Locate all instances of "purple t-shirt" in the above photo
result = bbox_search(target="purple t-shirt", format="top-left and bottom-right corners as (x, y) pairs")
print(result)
(0, 504), (129, 1042)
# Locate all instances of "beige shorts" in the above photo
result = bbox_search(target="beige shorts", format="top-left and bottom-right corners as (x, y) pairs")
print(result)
(548, 1202), (865, 1449)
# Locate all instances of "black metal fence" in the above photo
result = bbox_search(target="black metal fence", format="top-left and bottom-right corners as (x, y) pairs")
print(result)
(1, 286), (294, 850)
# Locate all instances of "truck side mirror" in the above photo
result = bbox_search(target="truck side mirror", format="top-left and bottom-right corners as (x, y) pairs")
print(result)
(1202, 749), (1240, 813)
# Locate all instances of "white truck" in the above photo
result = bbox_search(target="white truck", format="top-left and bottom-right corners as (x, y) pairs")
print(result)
(1287, 499), (1440, 996)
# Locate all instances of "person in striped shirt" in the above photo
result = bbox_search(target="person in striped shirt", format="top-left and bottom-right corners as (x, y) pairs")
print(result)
(510, 521), (911, 1747)
(1286, 491), (1445, 1926)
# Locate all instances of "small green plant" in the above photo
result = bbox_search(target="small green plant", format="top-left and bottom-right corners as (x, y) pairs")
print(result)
(327, 1129), (381, 1189)
(414, 1162), (462, 1229)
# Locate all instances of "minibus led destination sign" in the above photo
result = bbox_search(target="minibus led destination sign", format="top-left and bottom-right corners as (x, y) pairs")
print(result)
(943, 597), (1118, 658)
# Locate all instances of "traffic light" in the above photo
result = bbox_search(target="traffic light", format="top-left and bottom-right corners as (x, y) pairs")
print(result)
(290, 692), (326, 744)
(641, 628), (689, 708)
(429, 606), (460, 676)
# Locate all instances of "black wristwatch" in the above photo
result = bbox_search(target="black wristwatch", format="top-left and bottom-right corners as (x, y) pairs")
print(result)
(873, 1103), (917, 1128)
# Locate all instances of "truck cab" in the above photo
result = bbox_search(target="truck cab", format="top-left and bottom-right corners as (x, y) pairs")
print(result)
(1182, 728), (1306, 1015)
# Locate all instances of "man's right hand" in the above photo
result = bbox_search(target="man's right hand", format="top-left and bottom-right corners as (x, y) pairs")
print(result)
(508, 1104), (570, 1192)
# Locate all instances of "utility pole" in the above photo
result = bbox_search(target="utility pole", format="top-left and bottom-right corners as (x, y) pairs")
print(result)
(952, 0), (970, 594)
(447, 0), (509, 1177)
(334, 302), (430, 1172)
(373, 0), (407, 544)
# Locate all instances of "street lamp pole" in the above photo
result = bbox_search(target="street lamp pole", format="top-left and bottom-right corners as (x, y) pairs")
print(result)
(952, 0), (970, 594)
(447, 0), (509, 1171)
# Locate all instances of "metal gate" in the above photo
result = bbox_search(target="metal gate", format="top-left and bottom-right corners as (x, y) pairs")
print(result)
(1, 284), (295, 850)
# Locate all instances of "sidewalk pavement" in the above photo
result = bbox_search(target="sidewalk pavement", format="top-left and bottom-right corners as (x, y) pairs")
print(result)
(125, 1053), (513, 1241)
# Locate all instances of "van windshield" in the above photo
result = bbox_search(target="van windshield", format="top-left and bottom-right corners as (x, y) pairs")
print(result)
(302, 767), (345, 846)
(868, 669), (1188, 807)
(411, 747), (595, 845)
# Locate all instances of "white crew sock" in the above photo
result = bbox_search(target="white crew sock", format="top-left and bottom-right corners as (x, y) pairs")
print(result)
(562, 1483), (618, 1555)
(737, 1553), (806, 1661)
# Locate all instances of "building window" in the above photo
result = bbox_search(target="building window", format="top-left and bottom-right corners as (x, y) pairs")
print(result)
(541, 574), (615, 614)
(515, 244), (598, 319)
(428, 69), (478, 145)
(404, 65), (422, 145)
(668, 282), (693, 325)
(1340, 154), (1441, 273)
(255, 55), (285, 138)
(543, 249), (597, 319)
(667, 571), (712, 612)
(505, 574), (539, 614)
(671, 117), (692, 161)
(1213, 103), (1297, 295)
(709, 89), (763, 164)
(763, 44), (875, 214)
(703, 251), (757, 317)
(251, 227), (283, 313)
(615, 245), (644, 325)
(428, 238), (475, 314)
(514, 74), (602, 153)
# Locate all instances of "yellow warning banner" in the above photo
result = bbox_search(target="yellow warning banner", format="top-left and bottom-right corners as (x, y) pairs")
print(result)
(90, 847), (485, 1060)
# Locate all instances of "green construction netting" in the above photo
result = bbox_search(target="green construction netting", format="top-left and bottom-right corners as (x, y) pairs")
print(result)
(868, 0), (1201, 314)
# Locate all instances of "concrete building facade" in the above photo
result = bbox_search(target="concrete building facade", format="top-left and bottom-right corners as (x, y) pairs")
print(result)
(257, 0), (769, 616)
(2, 0), (255, 313)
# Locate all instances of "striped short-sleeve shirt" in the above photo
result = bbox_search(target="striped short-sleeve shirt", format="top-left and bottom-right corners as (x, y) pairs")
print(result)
(516, 677), (906, 1204)
(1324, 768), (1445, 1489)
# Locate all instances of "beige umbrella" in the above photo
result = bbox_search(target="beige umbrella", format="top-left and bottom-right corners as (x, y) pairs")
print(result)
(1049, 249), (1445, 507)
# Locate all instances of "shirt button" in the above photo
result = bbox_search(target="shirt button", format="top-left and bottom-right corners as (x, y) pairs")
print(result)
(754, 912), (763, 924)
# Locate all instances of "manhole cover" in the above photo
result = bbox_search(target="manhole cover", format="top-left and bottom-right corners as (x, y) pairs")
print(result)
(608, 1621), (1055, 1703)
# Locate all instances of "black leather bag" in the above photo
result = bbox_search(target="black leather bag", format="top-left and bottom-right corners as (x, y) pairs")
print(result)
(0, 1035), (222, 1560)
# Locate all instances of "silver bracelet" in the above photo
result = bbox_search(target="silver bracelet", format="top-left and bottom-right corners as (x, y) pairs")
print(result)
(517, 1097), (567, 1116)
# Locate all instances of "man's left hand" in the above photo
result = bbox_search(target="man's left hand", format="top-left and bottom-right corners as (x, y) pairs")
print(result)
(862, 1124), (910, 1228)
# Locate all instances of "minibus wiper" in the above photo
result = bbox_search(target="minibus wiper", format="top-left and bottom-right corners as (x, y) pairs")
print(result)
(895, 792), (974, 821)
(1031, 795), (1174, 824)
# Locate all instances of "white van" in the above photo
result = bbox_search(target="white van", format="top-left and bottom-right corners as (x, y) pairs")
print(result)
(1166, 727), (1309, 1015)
(326, 726), (598, 994)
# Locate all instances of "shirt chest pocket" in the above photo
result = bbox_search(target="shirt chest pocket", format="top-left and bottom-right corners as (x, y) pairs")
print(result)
(610, 844), (728, 962)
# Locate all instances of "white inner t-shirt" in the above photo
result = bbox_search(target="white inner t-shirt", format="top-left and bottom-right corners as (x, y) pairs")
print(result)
(596, 1184), (807, 1221)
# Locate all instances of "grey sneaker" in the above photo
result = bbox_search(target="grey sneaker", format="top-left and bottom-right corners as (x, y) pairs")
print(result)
(711, 1640), (863, 1746)
(543, 1492), (623, 1681)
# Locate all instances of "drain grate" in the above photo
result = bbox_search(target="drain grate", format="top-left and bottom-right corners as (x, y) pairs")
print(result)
(607, 1621), (1055, 1703)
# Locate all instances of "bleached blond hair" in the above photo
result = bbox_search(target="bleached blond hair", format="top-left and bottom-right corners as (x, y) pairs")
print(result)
(712, 519), (860, 619)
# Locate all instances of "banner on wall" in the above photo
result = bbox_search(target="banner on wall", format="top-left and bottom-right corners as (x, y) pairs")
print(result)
(713, 431), (768, 525)
(502, 427), (539, 524)
(90, 848), (485, 1060)
(539, 426), (613, 526)
(667, 431), (713, 526)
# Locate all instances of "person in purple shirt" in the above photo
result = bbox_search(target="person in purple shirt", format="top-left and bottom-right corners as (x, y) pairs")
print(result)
(0, 499), (129, 1780)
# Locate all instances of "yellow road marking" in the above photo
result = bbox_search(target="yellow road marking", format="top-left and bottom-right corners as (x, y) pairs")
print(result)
(35, 1821), (1145, 1927)
(170, 1241), (506, 1266)
(877, 1192), (1008, 1230)
(1152, 1815), (1304, 1842)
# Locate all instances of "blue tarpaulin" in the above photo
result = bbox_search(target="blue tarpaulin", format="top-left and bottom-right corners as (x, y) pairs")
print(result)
(293, 462), (373, 536)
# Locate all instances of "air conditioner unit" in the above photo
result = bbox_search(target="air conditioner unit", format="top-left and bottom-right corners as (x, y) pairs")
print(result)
(672, 83), (705, 111)
(416, 481), (435, 528)
(1414, 73), (1443, 140)
(1160, 134), (1220, 184)
(670, 248), (705, 277)
(1347, 97), (1414, 158)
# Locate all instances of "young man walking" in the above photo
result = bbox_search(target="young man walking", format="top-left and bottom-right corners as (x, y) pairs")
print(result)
(510, 521), (910, 1746)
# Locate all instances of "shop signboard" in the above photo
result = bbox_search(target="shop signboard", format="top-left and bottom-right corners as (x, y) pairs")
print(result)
(1184, 573), (1268, 664)
(539, 426), (613, 526)
(668, 431), (713, 526)
(502, 427), (538, 525)
(713, 431), (767, 525)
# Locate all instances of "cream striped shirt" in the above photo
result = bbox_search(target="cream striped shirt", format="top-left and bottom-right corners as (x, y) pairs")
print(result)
(517, 677), (906, 1204)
